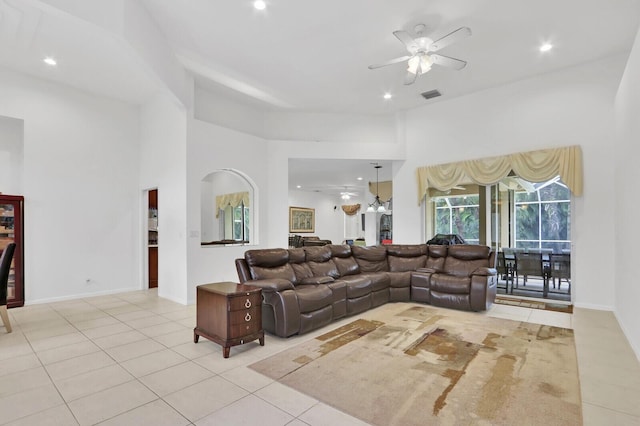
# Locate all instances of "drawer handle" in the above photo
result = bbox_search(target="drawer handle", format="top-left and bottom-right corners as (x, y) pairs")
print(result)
(244, 299), (252, 309)
(245, 313), (252, 322)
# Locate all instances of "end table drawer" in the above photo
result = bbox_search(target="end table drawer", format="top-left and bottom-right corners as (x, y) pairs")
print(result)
(229, 307), (260, 326)
(229, 293), (261, 311)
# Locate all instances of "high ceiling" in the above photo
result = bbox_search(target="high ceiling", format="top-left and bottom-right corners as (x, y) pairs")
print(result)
(1, 0), (639, 197)
(0, 0), (638, 114)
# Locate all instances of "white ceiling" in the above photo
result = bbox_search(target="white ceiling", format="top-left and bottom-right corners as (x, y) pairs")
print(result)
(1, 0), (639, 196)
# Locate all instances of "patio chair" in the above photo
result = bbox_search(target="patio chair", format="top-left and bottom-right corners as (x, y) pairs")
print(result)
(514, 251), (549, 296)
(549, 253), (571, 294)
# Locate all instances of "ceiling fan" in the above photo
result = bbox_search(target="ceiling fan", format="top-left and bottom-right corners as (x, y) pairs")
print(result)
(369, 24), (471, 85)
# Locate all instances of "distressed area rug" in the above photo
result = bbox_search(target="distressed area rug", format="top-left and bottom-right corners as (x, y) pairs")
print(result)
(250, 304), (582, 425)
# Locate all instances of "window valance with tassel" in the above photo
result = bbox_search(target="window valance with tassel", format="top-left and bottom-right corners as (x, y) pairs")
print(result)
(341, 204), (361, 216)
(215, 191), (250, 218)
(416, 145), (583, 204)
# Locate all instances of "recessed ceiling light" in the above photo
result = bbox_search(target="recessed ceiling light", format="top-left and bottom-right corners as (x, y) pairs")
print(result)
(357, 177), (363, 181)
(383, 92), (392, 100)
(43, 57), (57, 66)
(296, 185), (301, 189)
(253, 0), (266, 10)
(539, 43), (553, 52)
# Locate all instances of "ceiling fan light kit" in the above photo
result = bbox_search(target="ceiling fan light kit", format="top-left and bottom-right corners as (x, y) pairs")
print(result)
(369, 24), (472, 85)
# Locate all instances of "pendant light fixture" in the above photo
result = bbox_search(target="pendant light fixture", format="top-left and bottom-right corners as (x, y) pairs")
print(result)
(366, 164), (386, 213)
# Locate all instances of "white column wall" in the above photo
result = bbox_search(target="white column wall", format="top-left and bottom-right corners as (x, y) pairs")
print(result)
(139, 94), (189, 304)
(0, 69), (140, 303)
(185, 118), (270, 304)
(614, 27), (640, 358)
(393, 55), (626, 311)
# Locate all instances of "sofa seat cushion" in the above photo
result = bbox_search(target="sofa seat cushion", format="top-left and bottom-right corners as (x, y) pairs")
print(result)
(388, 271), (411, 288)
(295, 285), (334, 313)
(361, 273), (390, 292)
(338, 276), (372, 299)
(430, 274), (471, 294)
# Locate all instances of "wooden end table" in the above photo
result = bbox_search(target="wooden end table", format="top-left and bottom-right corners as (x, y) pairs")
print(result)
(193, 282), (264, 358)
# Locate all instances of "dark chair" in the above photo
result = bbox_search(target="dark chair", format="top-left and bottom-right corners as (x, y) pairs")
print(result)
(496, 251), (514, 293)
(549, 254), (571, 294)
(0, 243), (16, 333)
(514, 251), (549, 296)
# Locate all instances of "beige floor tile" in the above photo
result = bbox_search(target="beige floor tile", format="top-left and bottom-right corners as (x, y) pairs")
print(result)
(102, 304), (141, 315)
(0, 366), (52, 398)
(163, 375), (248, 422)
(255, 382), (318, 417)
(55, 364), (134, 402)
(192, 350), (259, 374)
(161, 307), (196, 321)
(113, 309), (157, 322)
(0, 353), (41, 377)
(67, 380), (157, 426)
(171, 339), (220, 359)
(526, 309), (572, 328)
(81, 322), (133, 339)
(152, 328), (194, 348)
(0, 383), (64, 424)
(98, 399), (190, 426)
(92, 329), (147, 349)
(138, 321), (188, 338)
(581, 378), (640, 417)
(63, 310), (111, 325)
(120, 348), (187, 377)
(298, 403), (369, 426)
(582, 402), (640, 426)
(285, 420), (311, 426)
(123, 314), (170, 330)
(30, 331), (88, 352)
(36, 340), (101, 365)
(5, 403), (79, 426)
(220, 366), (274, 392)
(196, 394), (293, 426)
(70, 315), (119, 330)
(177, 317), (195, 328)
(104, 338), (165, 362)
(23, 323), (76, 341)
(139, 361), (214, 396)
(45, 350), (116, 381)
(0, 340), (33, 362)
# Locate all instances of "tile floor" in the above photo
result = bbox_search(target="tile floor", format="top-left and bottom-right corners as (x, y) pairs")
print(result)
(0, 289), (639, 425)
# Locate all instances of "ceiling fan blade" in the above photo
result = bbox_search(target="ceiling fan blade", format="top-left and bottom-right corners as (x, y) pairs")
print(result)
(393, 30), (418, 52)
(430, 54), (467, 70)
(429, 27), (472, 52)
(368, 55), (412, 70)
(404, 70), (418, 85)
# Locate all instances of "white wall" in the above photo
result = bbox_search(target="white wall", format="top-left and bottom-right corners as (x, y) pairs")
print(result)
(139, 94), (188, 304)
(0, 116), (24, 195)
(393, 55), (626, 311)
(0, 69), (140, 303)
(614, 27), (640, 358)
(186, 118), (270, 304)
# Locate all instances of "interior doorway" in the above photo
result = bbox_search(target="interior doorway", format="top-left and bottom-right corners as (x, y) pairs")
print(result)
(147, 189), (158, 288)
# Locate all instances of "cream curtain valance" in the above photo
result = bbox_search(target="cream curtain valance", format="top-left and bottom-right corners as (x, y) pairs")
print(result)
(215, 191), (250, 218)
(368, 180), (392, 202)
(416, 145), (583, 203)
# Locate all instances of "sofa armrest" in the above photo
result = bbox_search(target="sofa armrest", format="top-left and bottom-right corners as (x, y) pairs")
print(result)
(247, 279), (295, 293)
(471, 267), (497, 277)
(300, 276), (335, 285)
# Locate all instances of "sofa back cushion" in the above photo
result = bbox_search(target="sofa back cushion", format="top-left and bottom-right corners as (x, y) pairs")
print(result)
(245, 249), (297, 282)
(426, 245), (448, 271)
(351, 245), (389, 272)
(288, 248), (312, 283)
(443, 245), (491, 277)
(328, 244), (360, 276)
(386, 245), (427, 272)
(304, 246), (340, 278)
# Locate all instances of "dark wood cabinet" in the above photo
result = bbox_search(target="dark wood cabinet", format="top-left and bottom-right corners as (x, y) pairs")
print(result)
(194, 282), (264, 358)
(0, 195), (24, 308)
(148, 189), (158, 288)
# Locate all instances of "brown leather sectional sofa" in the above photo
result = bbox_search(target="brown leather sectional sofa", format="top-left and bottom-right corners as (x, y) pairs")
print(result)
(235, 244), (497, 337)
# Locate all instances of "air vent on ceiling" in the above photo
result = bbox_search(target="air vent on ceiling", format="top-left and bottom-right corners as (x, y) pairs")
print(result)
(421, 90), (442, 100)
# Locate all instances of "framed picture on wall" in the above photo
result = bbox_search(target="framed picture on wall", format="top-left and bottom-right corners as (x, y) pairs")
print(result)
(289, 207), (315, 233)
